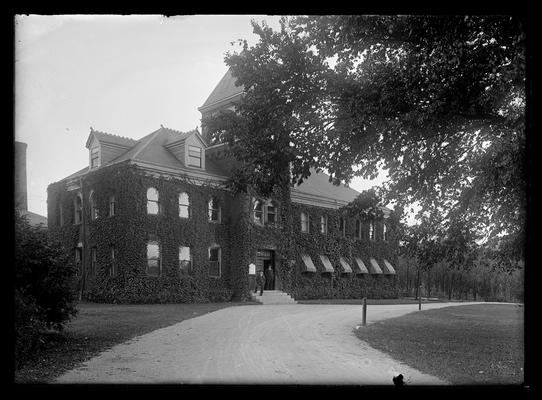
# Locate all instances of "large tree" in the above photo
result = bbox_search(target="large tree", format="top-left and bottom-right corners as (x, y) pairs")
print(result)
(204, 15), (527, 259)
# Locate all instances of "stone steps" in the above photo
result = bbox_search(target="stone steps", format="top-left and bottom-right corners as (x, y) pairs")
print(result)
(251, 290), (298, 305)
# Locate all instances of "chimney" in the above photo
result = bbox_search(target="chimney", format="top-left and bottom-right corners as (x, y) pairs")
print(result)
(15, 141), (28, 211)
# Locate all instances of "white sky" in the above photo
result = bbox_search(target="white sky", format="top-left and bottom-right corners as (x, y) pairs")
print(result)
(15, 14), (389, 218)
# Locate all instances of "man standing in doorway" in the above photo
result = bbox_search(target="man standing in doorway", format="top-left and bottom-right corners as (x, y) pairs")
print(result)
(265, 265), (274, 290)
(255, 270), (266, 296)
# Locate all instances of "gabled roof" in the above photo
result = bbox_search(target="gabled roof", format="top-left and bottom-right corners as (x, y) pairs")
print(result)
(292, 169), (361, 205)
(62, 126), (230, 182)
(199, 69), (244, 111)
(19, 209), (48, 228)
(85, 128), (138, 149)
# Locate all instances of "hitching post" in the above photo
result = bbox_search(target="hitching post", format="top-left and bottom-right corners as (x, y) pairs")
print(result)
(362, 297), (367, 326)
(418, 284), (422, 310)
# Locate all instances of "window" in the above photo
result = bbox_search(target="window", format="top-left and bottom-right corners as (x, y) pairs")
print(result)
(300, 212), (309, 232)
(253, 199), (264, 224)
(147, 241), (161, 277)
(59, 203), (64, 226)
(179, 246), (192, 276)
(89, 191), (98, 220)
(188, 145), (202, 168)
(320, 215), (328, 234)
(266, 201), (277, 224)
(75, 246), (82, 276)
(208, 197), (221, 222)
(74, 194), (83, 224)
(109, 195), (116, 217)
(382, 223), (387, 241)
(355, 220), (362, 239)
(90, 147), (100, 169)
(90, 247), (97, 276)
(209, 246), (221, 277)
(110, 245), (116, 276)
(147, 187), (159, 215)
(178, 192), (190, 218)
(253, 199), (278, 225)
(339, 217), (346, 237)
(369, 221), (375, 241)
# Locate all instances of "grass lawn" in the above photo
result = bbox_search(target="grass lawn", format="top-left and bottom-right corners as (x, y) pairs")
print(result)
(355, 303), (524, 385)
(14, 301), (257, 383)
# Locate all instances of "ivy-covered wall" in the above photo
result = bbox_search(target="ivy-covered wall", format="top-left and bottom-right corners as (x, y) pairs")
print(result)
(47, 163), (399, 303)
(48, 163), (235, 303)
(241, 195), (400, 301)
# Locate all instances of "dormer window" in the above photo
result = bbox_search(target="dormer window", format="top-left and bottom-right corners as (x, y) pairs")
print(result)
(90, 147), (100, 169)
(188, 145), (202, 168)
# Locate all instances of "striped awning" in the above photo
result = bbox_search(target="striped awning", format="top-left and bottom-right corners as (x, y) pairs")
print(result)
(319, 255), (335, 273)
(339, 257), (353, 273)
(369, 258), (384, 274)
(382, 259), (397, 275)
(301, 254), (317, 272)
(354, 257), (370, 274)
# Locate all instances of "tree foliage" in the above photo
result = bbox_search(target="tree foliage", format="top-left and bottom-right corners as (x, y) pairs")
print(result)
(203, 15), (526, 260)
(15, 211), (78, 362)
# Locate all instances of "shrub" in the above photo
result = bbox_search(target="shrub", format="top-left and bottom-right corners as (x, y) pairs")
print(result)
(14, 211), (78, 364)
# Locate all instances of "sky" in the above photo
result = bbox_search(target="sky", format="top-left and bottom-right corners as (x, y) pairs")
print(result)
(15, 14), (389, 218)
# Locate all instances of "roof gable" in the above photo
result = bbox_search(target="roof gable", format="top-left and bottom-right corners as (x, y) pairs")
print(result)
(199, 68), (244, 111)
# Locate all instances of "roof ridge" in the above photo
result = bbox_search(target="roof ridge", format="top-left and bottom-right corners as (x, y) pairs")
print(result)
(160, 124), (199, 136)
(90, 127), (138, 143)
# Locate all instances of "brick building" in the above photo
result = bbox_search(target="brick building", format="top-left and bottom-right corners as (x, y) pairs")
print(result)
(47, 70), (398, 303)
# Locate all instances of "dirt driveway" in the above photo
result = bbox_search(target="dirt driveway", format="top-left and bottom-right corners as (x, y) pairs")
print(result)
(55, 302), (482, 385)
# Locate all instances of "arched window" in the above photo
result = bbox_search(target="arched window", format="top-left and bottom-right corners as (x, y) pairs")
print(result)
(253, 199), (263, 224)
(74, 194), (83, 224)
(179, 192), (190, 218)
(369, 221), (375, 241)
(147, 187), (159, 215)
(320, 215), (328, 234)
(355, 219), (362, 239)
(382, 223), (387, 241)
(89, 191), (98, 220)
(300, 212), (309, 232)
(208, 197), (221, 222)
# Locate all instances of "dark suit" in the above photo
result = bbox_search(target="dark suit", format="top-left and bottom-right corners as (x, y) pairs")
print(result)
(264, 268), (274, 290)
(255, 273), (266, 295)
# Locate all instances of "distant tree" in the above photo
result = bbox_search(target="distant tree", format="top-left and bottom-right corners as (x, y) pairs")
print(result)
(204, 15), (526, 261)
(14, 211), (78, 362)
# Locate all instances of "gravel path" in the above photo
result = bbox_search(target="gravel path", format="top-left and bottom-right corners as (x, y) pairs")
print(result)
(55, 302), (483, 385)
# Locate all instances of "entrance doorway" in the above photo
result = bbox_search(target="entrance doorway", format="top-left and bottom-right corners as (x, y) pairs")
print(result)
(256, 249), (276, 290)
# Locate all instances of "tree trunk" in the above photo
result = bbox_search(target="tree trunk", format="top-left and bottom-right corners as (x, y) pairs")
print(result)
(448, 271), (453, 301)
(426, 269), (431, 298)
(406, 261), (410, 296)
